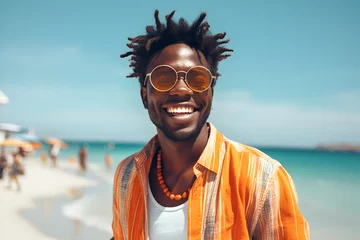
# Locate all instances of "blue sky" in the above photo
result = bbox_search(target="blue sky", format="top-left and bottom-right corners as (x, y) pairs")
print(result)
(1, 0), (359, 147)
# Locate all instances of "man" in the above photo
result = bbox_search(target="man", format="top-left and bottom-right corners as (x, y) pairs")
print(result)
(112, 10), (310, 240)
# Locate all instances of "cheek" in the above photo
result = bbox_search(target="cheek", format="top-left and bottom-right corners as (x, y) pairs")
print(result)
(147, 88), (167, 111)
(146, 86), (157, 105)
(197, 90), (213, 106)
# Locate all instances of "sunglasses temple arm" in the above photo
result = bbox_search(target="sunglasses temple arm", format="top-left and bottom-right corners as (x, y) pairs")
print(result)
(143, 74), (149, 87)
(211, 76), (217, 87)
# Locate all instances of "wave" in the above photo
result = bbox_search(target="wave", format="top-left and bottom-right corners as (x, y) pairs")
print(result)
(62, 189), (113, 234)
(88, 163), (115, 184)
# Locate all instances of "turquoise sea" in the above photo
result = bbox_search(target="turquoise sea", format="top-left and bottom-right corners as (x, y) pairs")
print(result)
(32, 141), (360, 239)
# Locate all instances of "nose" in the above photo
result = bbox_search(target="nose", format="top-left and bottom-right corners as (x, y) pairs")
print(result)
(168, 75), (193, 96)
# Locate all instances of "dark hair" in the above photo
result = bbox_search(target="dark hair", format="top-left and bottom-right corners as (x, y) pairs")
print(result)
(120, 10), (233, 86)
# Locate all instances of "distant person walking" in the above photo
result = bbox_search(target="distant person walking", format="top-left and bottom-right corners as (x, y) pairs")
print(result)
(0, 150), (8, 180)
(104, 153), (112, 170)
(7, 152), (23, 191)
(49, 144), (60, 167)
(78, 145), (88, 172)
(104, 142), (114, 170)
(40, 152), (47, 165)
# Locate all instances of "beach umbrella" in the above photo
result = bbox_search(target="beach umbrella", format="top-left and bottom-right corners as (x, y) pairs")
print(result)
(45, 138), (68, 148)
(0, 138), (33, 151)
(15, 133), (41, 142)
(29, 141), (43, 149)
(0, 90), (9, 105)
(0, 123), (29, 142)
(14, 133), (43, 149)
(0, 123), (28, 135)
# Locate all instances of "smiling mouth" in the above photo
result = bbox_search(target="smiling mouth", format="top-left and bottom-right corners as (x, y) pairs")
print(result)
(165, 106), (199, 116)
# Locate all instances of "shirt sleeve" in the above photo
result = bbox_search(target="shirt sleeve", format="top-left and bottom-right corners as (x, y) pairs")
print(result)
(253, 165), (310, 240)
(112, 162), (124, 240)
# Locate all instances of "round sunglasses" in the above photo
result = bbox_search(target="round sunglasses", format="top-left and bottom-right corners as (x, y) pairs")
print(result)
(144, 65), (216, 92)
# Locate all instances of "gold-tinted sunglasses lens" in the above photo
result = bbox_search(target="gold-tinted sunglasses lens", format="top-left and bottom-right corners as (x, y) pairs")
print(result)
(186, 67), (212, 92)
(150, 66), (177, 91)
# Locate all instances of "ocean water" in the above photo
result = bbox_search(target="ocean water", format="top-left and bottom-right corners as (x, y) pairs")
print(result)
(33, 141), (360, 239)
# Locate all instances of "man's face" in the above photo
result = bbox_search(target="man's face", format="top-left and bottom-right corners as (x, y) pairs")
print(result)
(141, 43), (214, 141)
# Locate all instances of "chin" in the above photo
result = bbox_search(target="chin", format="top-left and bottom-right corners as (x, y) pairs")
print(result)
(159, 121), (208, 142)
(149, 108), (211, 142)
(163, 128), (199, 142)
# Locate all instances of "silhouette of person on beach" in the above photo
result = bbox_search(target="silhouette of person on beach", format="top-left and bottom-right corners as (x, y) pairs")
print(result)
(49, 144), (60, 167)
(68, 155), (76, 165)
(40, 151), (47, 165)
(7, 150), (24, 191)
(104, 142), (114, 170)
(105, 153), (112, 170)
(78, 145), (88, 172)
(0, 149), (8, 180)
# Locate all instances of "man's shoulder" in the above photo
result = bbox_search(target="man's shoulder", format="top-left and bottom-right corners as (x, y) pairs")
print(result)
(223, 137), (284, 193)
(114, 152), (139, 180)
(114, 135), (157, 180)
(223, 136), (281, 169)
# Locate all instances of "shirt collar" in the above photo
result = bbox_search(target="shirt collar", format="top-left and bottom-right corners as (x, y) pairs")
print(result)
(194, 122), (223, 175)
(133, 122), (223, 175)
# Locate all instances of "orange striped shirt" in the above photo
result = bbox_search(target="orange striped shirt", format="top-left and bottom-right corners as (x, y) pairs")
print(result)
(112, 123), (310, 239)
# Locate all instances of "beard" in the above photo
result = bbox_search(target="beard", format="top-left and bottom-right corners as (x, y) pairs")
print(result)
(148, 103), (212, 142)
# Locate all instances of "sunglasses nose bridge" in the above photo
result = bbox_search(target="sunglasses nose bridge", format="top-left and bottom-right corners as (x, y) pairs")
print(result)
(169, 70), (193, 94)
(176, 71), (187, 81)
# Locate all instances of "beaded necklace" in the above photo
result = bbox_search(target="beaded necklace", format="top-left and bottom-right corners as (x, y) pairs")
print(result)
(156, 149), (190, 200)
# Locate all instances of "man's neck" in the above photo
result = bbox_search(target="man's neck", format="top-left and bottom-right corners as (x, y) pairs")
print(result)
(156, 124), (209, 175)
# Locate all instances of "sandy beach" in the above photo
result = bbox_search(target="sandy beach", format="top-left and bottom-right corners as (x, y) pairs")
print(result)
(0, 158), (112, 240)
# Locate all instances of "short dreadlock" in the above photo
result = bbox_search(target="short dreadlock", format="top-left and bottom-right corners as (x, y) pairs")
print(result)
(120, 10), (233, 86)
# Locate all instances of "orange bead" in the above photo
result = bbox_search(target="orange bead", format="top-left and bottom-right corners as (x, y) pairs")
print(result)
(158, 175), (163, 180)
(170, 194), (175, 200)
(182, 192), (188, 198)
(160, 183), (166, 188)
(159, 179), (164, 184)
(175, 195), (182, 200)
(166, 192), (171, 197)
(163, 188), (169, 193)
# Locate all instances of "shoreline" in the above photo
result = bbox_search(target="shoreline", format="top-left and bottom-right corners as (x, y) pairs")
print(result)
(0, 158), (112, 240)
(20, 190), (112, 240)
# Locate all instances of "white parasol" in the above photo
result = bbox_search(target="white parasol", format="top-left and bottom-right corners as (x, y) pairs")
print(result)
(0, 90), (9, 105)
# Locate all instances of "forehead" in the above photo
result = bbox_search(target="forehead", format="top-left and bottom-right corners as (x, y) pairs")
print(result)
(146, 43), (210, 72)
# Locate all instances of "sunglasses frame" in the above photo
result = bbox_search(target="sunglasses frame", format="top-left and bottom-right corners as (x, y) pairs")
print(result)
(144, 65), (216, 92)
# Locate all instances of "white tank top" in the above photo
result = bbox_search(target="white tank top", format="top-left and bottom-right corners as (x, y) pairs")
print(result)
(148, 184), (188, 240)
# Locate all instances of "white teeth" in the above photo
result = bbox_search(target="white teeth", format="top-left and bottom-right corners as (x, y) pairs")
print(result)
(166, 106), (194, 114)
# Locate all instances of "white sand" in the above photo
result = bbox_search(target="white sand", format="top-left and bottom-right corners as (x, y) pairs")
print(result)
(0, 159), (97, 240)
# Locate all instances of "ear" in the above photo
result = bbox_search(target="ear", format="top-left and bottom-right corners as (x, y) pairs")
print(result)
(140, 86), (148, 109)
